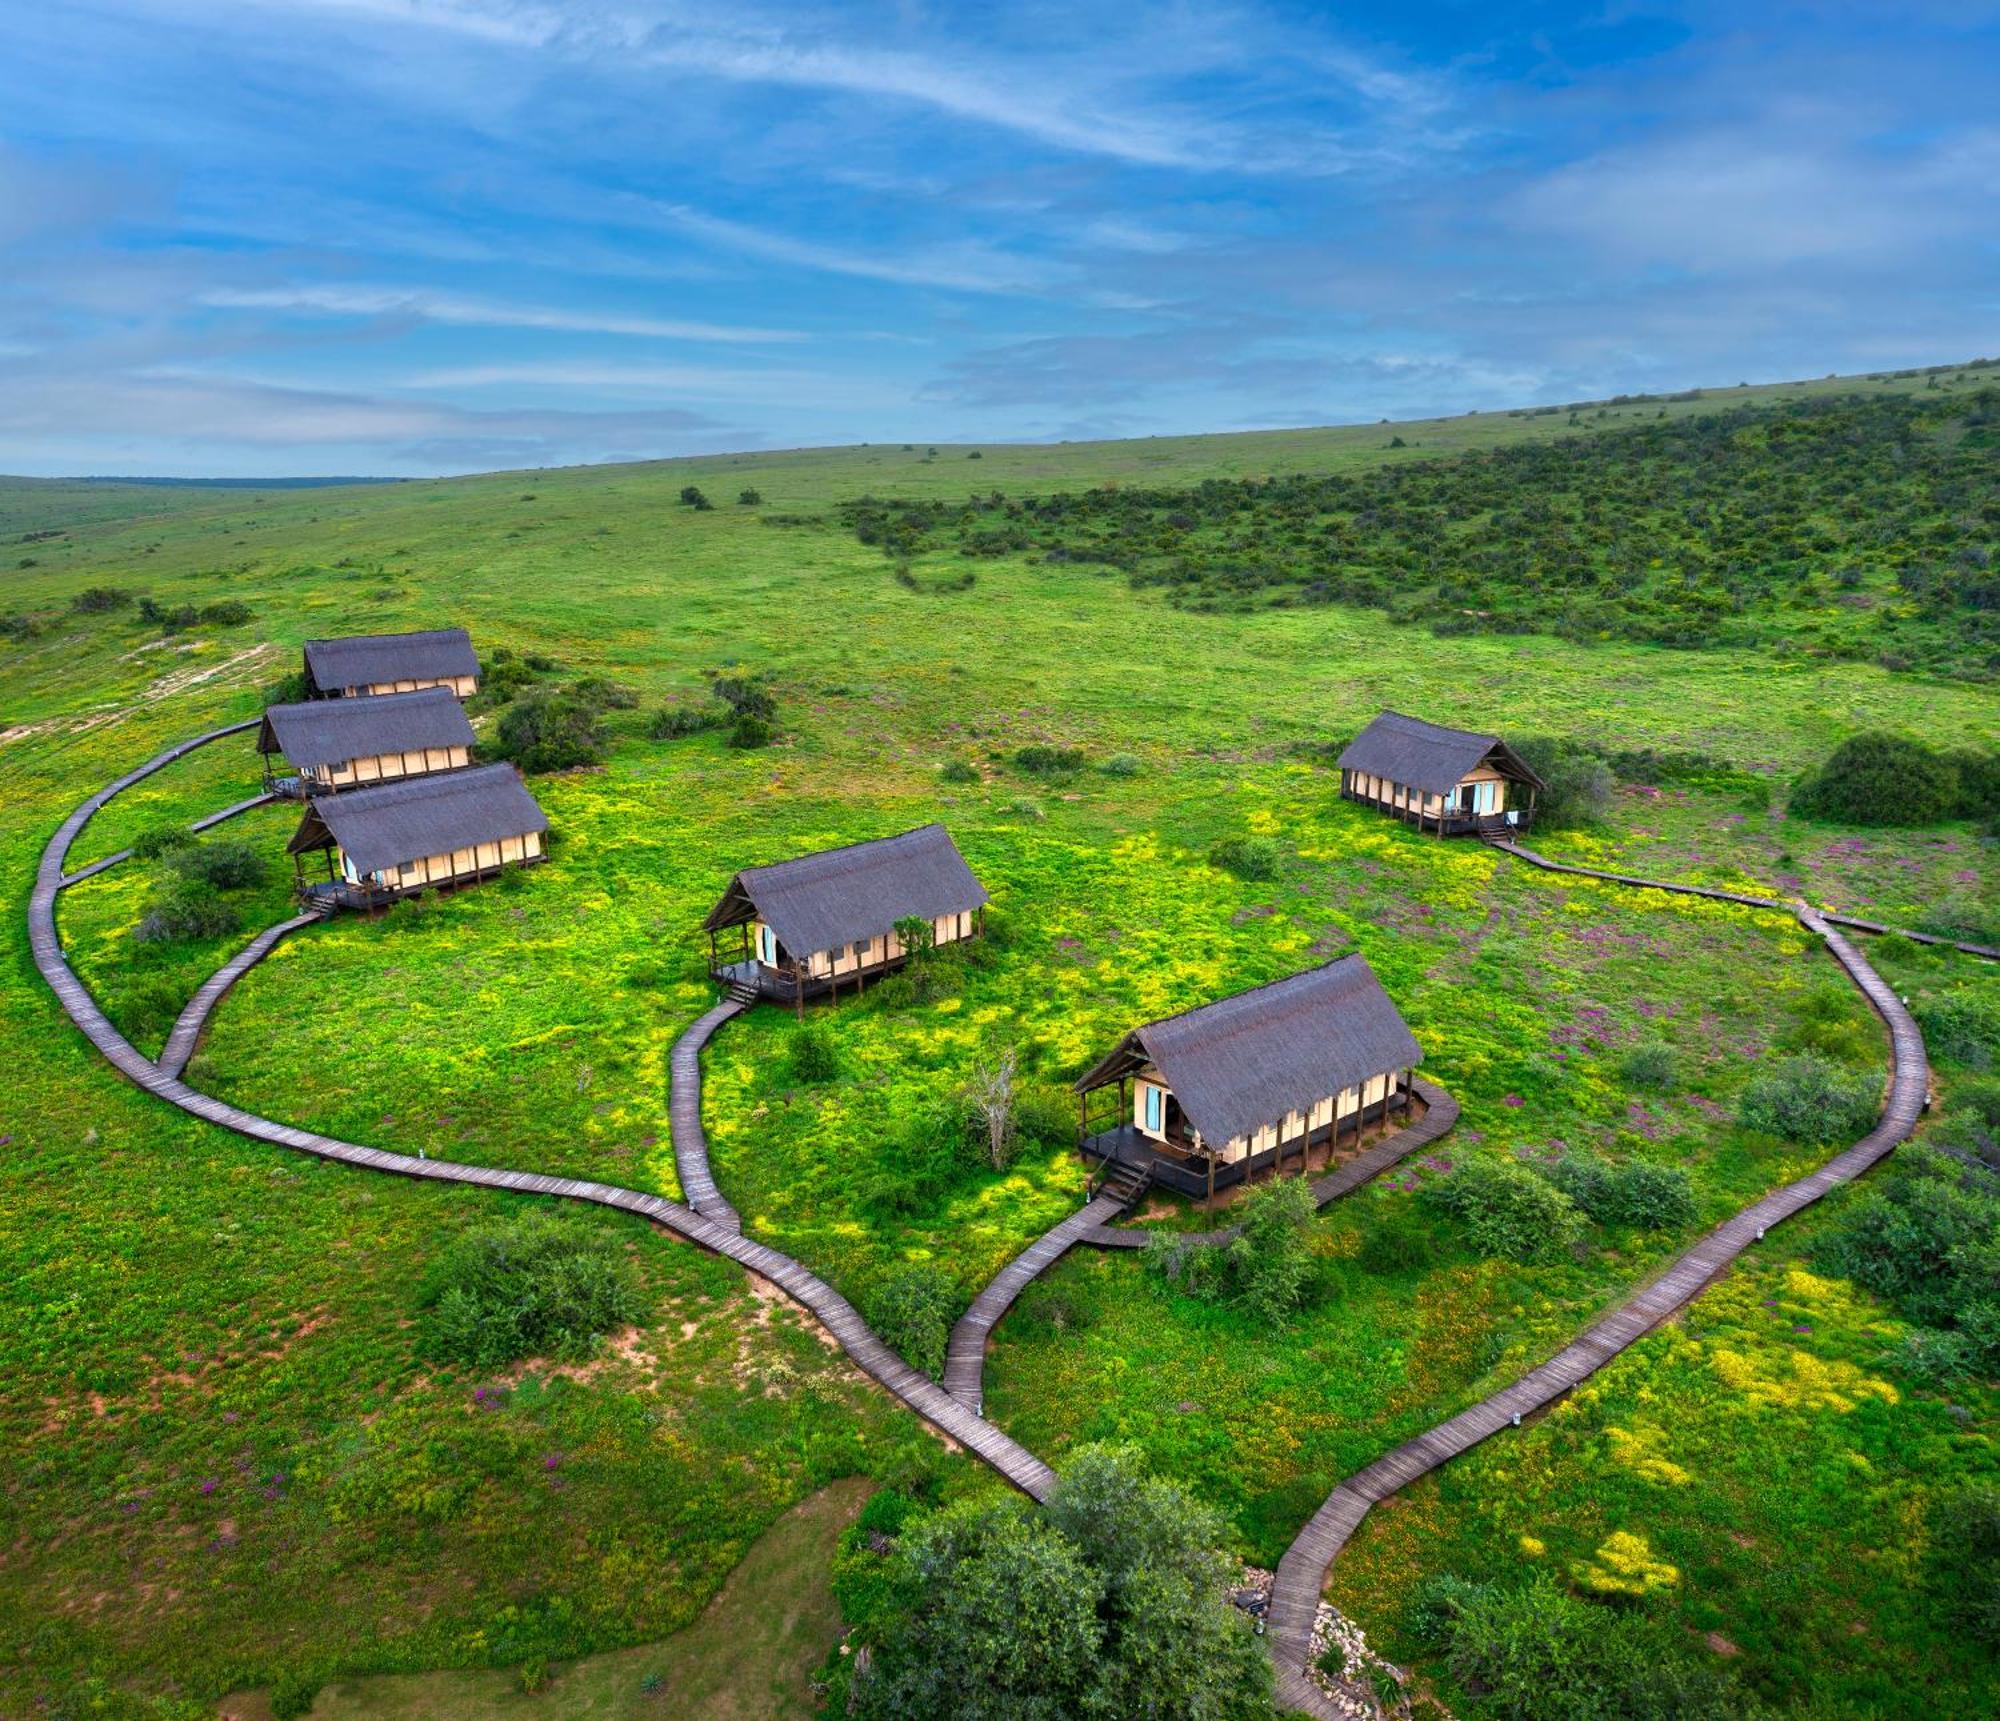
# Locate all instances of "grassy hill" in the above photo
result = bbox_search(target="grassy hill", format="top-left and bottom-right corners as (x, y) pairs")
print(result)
(1, 362), (1995, 1718)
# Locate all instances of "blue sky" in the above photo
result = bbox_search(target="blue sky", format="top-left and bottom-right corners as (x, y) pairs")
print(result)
(2, 0), (1995, 476)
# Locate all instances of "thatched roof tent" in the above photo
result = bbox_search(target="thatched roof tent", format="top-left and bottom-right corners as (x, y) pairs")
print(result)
(258, 685), (474, 769)
(288, 762), (545, 874)
(303, 628), (478, 695)
(1337, 710), (1544, 796)
(704, 824), (987, 956)
(1075, 955), (1420, 1146)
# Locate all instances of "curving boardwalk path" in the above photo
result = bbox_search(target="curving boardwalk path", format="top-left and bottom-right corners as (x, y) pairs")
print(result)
(30, 723), (1057, 1501)
(1265, 895), (1936, 1714)
(156, 908), (327, 1078)
(943, 1190), (1131, 1409)
(670, 1001), (746, 1233)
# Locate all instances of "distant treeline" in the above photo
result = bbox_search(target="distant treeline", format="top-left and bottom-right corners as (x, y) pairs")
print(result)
(839, 388), (2000, 679)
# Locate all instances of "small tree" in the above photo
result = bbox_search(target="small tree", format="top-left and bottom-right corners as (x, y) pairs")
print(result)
(893, 914), (935, 969)
(1428, 1157), (1586, 1263)
(963, 1048), (1018, 1172)
(1225, 1175), (1320, 1324)
(737, 488), (763, 505)
(678, 484), (711, 508)
(866, 1262), (957, 1379)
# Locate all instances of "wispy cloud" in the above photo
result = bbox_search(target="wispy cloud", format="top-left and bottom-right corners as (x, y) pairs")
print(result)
(198, 283), (800, 342)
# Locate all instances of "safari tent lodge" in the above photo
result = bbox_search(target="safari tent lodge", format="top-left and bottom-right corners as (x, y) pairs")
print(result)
(704, 824), (988, 1010)
(302, 627), (480, 700)
(1337, 710), (1544, 838)
(258, 686), (475, 797)
(287, 762), (547, 910)
(1075, 954), (1423, 1200)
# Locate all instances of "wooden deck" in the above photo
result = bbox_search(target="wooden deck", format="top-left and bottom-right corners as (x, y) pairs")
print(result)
(30, 720), (1058, 1505)
(1265, 890), (1936, 1715)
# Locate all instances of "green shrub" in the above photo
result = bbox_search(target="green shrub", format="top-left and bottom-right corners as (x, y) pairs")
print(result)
(1549, 1155), (1695, 1229)
(494, 686), (607, 772)
(1931, 1484), (2000, 1648)
(132, 823), (197, 860)
(678, 485), (710, 508)
(789, 1020), (839, 1083)
(865, 1263), (957, 1379)
(1439, 1576), (1739, 1720)
(134, 885), (243, 945)
(1010, 1083), (1076, 1152)
(417, 1210), (646, 1369)
(267, 1671), (323, 1721)
(1208, 835), (1280, 881)
(167, 838), (268, 891)
(70, 585), (133, 613)
(728, 713), (773, 748)
(938, 758), (981, 784)
(1815, 1145), (2000, 1344)
(1619, 1042), (1678, 1090)
(738, 488), (763, 505)
(1406, 1571), (1490, 1642)
(1738, 1053), (1881, 1142)
(1779, 984), (1878, 1065)
(648, 704), (721, 739)
(1428, 1158), (1585, 1262)
(1918, 989), (2000, 1070)
(1916, 895), (2000, 948)
(1357, 1210), (1435, 1276)
(1224, 1175), (1321, 1324)
(708, 670), (777, 721)
(1013, 744), (1087, 777)
(198, 598), (254, 626)
(1511, 737), (1615, 828)
(1792, 731), (1963, 826)
(1099, 752), (1142, 777)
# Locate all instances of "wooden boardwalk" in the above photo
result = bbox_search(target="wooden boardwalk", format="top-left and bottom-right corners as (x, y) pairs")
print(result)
(1265, 892), (1935, 1715)
(943, 1190), (1131, 1409)
(30, 722), (1058, 1503)
(156, 908), (327, 1077)
(670, 1001), (747, 1233)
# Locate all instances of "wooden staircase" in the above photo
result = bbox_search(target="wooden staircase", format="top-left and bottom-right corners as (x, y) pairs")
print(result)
(1097, 1159), (1152, 1211)
(724, 978), (760, 1008)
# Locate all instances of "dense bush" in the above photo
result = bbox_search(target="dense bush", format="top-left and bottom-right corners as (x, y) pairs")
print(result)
(132, 822), (197, 860)
(1815, 1145), (1999, 1364)
(865, 1262), (957, 1379)
(841, 1445), (1269, 1720)
(834, 388), (2000, 678)
(167, 838), (268, 891)
(939, 758), (981, 784)
(1917, 989), (2000, 1070)
(494, 685), (609, 772)
(1738, 1053), (1881, 1142)
(738, 488), (763, 505)
(71, 586), (133, 612)
(1013, 744), (1087, 777)
(1791, 731), (1991, 826)
(1619, 1042), (1678, 1090)
(1208, 835), (1280, 881)
(648, 703), (721, 739)
(678, 485), (711, 509)
(1149, 1176), (1321, 1324)
(134, 885), (243, 945)
(199, 598), (254, 626)
(1932, 1484), (2000, 1649)
(1099, 752), (1142, 777)
(1512, 736), (1615, 828)
(728, 713), (773, 748)
(1422, 1575), (1741, 1720)
(789, 1019), (839, 1083)
(1548, 1154), (1696, 1230)
(1778, 983), (1879, 1066)
(1428, 1157), (1585, 1262)
(417, 1210), (645, 1369)
(478, 645), (559, 705)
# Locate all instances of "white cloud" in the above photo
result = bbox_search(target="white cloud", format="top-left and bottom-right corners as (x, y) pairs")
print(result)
(198, 283), (800, 341)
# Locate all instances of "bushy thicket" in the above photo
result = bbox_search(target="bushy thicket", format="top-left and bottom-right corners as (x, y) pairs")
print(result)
(1408, 1573), (1743, 1720)
(835, 388), (2000, 676)
(1148, 1175), (1320, 1324)
(1427, 1157), (1586, 1263)
(1208, 835), (1281, 880)
(417, 1210), (646, 1369)
(865, 1262), (957, 1380)
(650, 666), (781, 748)
(131, 837), (269, 945)
(1791, 731), (1999, 827)
(1510, 737), (1615, 828)
(1933, 1484), (2000, 1649)
(1817, 1144), (2000, 1386)
(1738, 1053), (1881, 1142)
(1547, 1154), (1696, 1229)
(1917, 988), (2000, 1071)
(833, 1445), (1271, 1720)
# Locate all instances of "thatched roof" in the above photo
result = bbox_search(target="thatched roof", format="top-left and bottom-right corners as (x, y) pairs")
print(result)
(288, 762), (546, 874)
(1075, 955), (1421, 1146)
(303, 628), (478, 694)
(1337, 710), (1544, 797)
(258, 685), (475, 769)
(704, 824), (987, 955)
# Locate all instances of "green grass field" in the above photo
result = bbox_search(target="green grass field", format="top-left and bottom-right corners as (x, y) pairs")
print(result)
(1, 368), (1995, 1717)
